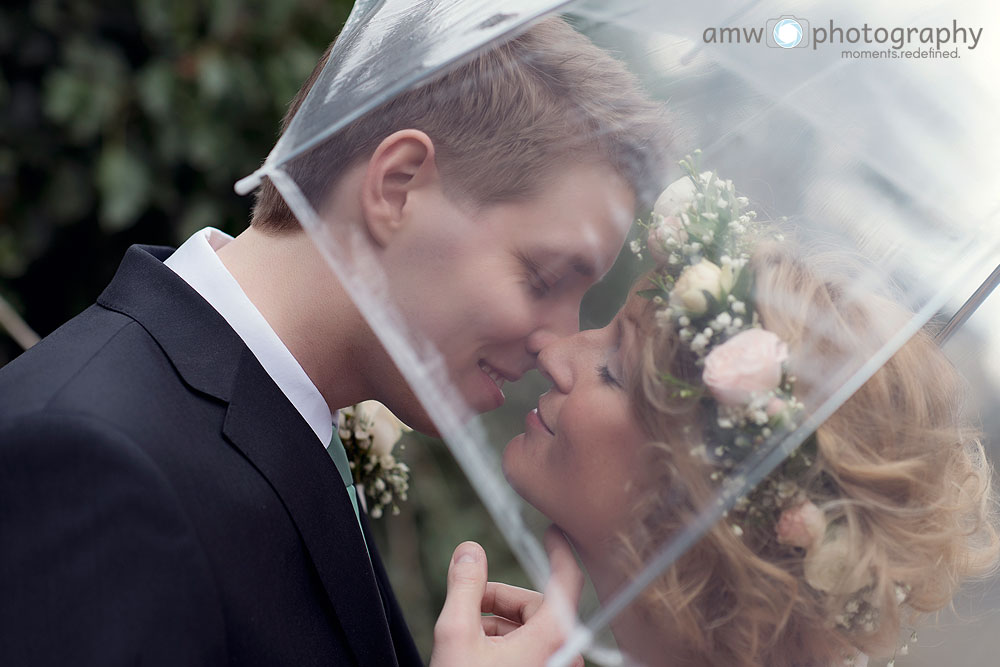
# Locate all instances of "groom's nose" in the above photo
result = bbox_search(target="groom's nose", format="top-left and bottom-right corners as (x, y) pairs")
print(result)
(525, 298), (580, 359)
(526, 329), (559, 360)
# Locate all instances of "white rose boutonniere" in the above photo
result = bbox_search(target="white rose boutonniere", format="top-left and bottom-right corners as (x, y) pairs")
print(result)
(339, 400), (412, 519)
(356, 400), (412, 457)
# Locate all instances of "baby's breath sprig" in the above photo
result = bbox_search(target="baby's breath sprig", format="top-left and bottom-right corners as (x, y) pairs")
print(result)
(658, 371), (704, 399)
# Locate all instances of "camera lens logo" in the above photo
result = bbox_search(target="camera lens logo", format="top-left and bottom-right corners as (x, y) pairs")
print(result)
(773, 19), (802, 47)
(766, 15), (810, 49)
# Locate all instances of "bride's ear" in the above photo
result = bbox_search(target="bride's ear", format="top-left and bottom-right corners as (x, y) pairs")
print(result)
(360, 129), (438, 247)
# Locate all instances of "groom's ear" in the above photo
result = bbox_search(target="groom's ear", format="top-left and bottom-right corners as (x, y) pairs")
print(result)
(360, 129), (438, 247)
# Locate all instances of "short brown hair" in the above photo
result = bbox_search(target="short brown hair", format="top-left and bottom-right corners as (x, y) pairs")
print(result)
(251, 16), (668, 232)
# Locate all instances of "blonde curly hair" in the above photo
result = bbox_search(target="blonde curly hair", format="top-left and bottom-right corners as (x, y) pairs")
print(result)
(622, 242), (999, 666)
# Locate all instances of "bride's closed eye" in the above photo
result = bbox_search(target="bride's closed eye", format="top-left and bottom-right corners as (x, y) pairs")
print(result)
(596, 316), (630, 389)
(597, 363), (622, 388)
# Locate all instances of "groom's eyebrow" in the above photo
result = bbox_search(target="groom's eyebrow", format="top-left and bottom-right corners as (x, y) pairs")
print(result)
(533, 247), (596, 278)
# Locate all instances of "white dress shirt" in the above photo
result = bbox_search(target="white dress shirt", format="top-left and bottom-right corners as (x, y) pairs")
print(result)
(164, 227), (334, 447)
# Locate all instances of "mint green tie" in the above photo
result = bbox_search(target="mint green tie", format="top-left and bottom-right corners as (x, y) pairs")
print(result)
(328, 428), (370, 557)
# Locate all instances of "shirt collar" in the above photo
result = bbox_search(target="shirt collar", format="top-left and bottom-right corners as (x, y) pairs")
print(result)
(164, 227), (334, 446)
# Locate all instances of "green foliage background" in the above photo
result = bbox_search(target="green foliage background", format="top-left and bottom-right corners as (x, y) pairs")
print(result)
(0, 0), (532, 659)
(1, 0), (348, 361)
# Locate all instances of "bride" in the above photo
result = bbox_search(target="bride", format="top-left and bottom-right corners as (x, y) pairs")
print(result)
(502, 166), (1000, 666)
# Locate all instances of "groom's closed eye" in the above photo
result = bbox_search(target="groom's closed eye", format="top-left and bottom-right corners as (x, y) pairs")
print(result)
(517, 252), (557, 298)
(521, 246), (602, 297)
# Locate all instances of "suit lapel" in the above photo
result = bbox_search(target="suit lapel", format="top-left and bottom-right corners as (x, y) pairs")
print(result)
(99, 245), (400, 667)
(223, 350), (398, 667)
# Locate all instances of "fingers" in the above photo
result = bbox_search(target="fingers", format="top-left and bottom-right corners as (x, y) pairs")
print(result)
(430, 539), (585, 667)
(480, 613), (521, 637)
(433, 542), (488, 647)
(481, 581), (543, 624)
(483, 529), (584, 637)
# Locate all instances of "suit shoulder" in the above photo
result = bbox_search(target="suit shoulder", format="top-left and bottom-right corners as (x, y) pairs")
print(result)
(0, 410), (192, 517)
(0, 306), (180, 423)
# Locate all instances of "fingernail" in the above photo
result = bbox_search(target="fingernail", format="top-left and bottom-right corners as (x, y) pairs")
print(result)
(454, 545), (479, 564)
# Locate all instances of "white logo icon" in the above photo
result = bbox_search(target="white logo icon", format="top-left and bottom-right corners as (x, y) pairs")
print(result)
(773, 18), (803, 48)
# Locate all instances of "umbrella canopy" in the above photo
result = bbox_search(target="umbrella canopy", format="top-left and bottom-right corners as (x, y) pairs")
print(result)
(238, 1), (1000, 664)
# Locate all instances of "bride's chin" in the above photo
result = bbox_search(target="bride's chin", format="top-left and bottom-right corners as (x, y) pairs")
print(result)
(501, 434), (533, 499)
(500, 434), (523, 481)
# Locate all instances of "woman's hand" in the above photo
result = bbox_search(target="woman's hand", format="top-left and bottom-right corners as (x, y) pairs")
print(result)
(429, 527), (585, 667)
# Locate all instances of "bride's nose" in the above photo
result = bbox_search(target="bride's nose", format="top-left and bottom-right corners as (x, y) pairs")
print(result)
(535, 334), (577, 395)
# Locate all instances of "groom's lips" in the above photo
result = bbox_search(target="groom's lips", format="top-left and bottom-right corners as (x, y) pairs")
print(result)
(478, 360), (519, 410)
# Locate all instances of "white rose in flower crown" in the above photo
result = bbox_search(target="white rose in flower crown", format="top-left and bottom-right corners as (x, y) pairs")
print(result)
(355, 400), (412, 457)
(653, 176), (697, 218)
(670, 259), (732, 315)
(803, 526), (871, 594)
(702, 328), (789, 405)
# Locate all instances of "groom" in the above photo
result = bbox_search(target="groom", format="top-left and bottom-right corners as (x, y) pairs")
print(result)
(0, 17), (664, 667)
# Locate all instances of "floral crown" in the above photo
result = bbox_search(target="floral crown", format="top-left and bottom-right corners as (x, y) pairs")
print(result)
(633, 153), (914, 649)
(631, 151), (800, 474)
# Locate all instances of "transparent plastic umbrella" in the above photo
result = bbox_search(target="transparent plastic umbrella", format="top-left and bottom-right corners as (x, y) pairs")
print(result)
(237, 1), (1000, 664)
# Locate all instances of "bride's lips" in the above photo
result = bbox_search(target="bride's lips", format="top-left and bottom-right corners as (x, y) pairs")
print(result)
(525, 407), (555, 436)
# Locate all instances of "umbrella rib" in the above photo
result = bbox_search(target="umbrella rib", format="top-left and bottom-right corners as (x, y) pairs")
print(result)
(935, 261), (1000, 346)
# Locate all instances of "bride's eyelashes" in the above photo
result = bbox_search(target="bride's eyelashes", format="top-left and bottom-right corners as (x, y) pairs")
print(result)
(597, 363), (622, 388)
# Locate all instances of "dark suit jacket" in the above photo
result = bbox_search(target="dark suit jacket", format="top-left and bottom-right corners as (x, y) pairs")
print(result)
(0, 245), (423, 666)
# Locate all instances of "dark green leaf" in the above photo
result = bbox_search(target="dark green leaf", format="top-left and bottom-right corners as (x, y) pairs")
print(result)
(702, 289), (721, 314)
(637, 288), (667, 301)
(731, 264), (753, 302)
(96, 144), (152, 231)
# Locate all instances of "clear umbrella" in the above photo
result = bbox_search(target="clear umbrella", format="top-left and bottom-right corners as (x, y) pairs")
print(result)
(237, 1), (1000, 664)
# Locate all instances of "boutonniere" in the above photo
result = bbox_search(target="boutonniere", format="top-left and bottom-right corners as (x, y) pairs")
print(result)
(338, 401), (411, 519)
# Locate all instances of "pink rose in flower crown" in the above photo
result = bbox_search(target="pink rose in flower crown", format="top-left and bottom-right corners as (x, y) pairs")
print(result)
(702, 328), (789, 405)
(776, 500), (826, 548)
(765, 397), (786, 417)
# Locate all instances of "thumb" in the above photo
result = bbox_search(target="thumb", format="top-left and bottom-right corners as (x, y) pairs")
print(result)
(435, 542), (489, 646)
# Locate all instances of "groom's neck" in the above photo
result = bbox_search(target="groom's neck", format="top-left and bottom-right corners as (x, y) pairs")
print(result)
(217, 225), (376, 413)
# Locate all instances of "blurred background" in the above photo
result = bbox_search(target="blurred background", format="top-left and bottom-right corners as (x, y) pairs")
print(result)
(2, 1), (998, 664)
